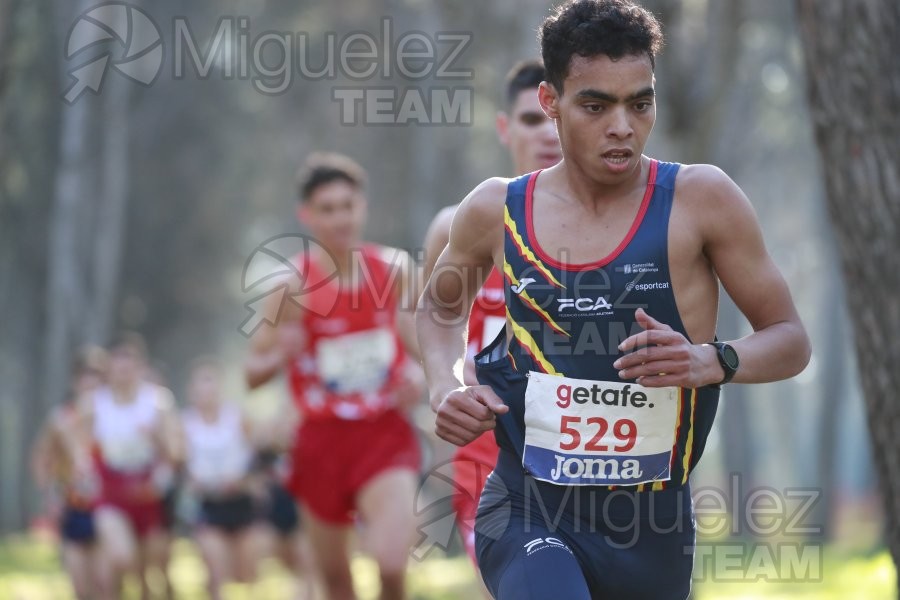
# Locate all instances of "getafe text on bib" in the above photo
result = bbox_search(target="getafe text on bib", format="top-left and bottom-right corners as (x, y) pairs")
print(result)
(523, 371), (679, 486)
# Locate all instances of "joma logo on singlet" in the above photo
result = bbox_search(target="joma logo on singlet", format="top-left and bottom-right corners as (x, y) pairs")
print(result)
(557, 297), (613, 312)
(549, 455), (644, 482)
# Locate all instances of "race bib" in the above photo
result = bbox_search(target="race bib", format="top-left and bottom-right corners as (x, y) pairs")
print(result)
(316, 328), (396, 394)
(523, 371), (679, 486)
(100, 436), (155, 473)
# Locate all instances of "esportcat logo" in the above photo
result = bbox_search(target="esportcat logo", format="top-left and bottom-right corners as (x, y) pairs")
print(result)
(625, 280), (671, 292)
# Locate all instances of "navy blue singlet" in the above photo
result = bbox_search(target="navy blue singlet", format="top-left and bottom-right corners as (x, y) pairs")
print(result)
(473, 159), (718, 600)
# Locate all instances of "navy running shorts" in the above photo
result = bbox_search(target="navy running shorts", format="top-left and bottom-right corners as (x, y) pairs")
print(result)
(475, 450), (696, 600)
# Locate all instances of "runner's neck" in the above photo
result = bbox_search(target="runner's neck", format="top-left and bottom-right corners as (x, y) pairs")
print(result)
(109, 380), (141, 404)
(196, 402), (222, 423)
(551, 155), (651, 209)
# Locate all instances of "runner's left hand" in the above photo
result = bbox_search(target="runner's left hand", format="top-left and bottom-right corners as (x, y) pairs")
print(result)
(614, 308), (724, 388)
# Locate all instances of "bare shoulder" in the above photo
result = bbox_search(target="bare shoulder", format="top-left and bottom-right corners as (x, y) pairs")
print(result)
(152, 384), (177, 412)
(453, 177), (510, 236)
(675, 163), (745, 203)
(674, 163), (759, 235)
(675, 164), (748, 210)
(426, 205), (458, 241)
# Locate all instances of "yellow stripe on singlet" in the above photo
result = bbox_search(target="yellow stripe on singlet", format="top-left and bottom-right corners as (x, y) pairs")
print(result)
(506, 308), (561, 376)
(504, 206), (565, 289)
(504, 261), (570, 338)
(680, 388), (698, 484)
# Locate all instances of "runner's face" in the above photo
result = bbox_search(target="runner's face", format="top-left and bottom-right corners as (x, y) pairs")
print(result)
(301, 180), (366, 253)
(189, 366), (221, 409)
(73, 369), (104, 395)
(107, 346), (143, 387)
(497, 89), (561, 174)
(540, 53), (655, 185)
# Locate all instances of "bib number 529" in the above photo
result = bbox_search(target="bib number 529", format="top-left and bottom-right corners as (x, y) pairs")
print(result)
(559, 416), (637, 453)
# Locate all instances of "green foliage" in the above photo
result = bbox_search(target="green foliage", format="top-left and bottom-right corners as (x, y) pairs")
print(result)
(0, 535), (894, 599)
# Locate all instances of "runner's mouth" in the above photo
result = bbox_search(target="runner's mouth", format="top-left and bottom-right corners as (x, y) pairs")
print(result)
(601, 149), (633, 165)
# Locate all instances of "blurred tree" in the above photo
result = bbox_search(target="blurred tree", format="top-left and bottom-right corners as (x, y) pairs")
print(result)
(0, 0), (59, 532)
(796, 0), (900, 575)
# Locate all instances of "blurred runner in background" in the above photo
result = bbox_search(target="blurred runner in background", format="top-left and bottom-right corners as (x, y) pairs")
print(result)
(69, 332), (183, 600)
(246, 152), (424, 600)
(31, 345), (108, 600)
(181, 356), (265, 600)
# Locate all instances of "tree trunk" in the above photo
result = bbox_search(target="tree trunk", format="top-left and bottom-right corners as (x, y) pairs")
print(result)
(87, 61), (130, 344)
(0, 0), (60, 531)
(796, 0), (900, 578)
(43, 0), (97, 420)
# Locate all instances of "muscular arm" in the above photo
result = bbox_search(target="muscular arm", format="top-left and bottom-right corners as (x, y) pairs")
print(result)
(416, 179), (509, 445)
(699, 166), (810, 383)
(422, 206), (456, 281)
(617, 165), (811, 387)
(422, 204), (489, 384)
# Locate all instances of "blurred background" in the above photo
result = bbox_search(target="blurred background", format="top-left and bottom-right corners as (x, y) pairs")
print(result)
(0, 0), (896, 598)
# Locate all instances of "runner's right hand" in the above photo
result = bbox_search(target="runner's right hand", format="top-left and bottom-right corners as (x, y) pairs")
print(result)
(434, 386), (508, 446)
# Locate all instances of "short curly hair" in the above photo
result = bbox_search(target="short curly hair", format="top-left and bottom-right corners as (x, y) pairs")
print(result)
(539, 0), (664, 93)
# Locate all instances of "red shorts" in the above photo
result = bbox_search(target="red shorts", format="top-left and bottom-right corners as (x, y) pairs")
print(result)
(96, 464), (164, 537)
(451, 431), (499, 564)
(287, 409), (421, 525)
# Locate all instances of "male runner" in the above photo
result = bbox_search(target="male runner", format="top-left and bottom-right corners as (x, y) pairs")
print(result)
(245, 152), (424, 600)
(421, 59), (561, 567)
(182, 357), (263, 600)
(70, 333), (182, 600)
(31, 346), (107, 600)
(416, 1), (811, 598)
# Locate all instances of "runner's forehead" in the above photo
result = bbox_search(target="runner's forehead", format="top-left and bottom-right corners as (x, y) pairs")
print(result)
(509, 87), (544, 115)
(564, 54), (654, 98)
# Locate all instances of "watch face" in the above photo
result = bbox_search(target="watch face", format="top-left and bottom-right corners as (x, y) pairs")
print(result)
(722, 345), (740, 369)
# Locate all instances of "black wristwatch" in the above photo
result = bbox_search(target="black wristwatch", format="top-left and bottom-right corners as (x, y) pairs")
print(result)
(710, 342), (739, 386)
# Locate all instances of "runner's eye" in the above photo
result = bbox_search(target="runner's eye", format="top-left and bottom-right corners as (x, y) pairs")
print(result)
(519, 113), (546, 126)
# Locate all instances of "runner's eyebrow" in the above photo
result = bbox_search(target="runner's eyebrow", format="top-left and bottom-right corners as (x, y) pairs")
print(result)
(575, 88), (655, 103)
